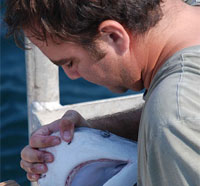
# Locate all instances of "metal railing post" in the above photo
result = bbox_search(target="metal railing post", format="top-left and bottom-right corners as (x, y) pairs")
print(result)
(25, 39), (60, 186)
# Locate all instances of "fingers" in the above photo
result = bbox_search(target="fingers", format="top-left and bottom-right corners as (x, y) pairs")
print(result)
(59, 110), (84, 142)
(27, 173), (40, 182)
(59, 110), (89, 142)
(30, 110), (87, 145)
(30, 120), (62, 148)
(21, 145), (54, 163)
(20, 146), (51, 182)
(21, 159), (47, 182)
(59, 118), (75, 142)
(30, 134), (61, 148)
(32, 119), (61, 136)
(20, 160), (47, 175)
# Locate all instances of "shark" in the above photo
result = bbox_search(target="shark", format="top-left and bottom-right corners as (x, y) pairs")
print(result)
(38, 127), (137, 186)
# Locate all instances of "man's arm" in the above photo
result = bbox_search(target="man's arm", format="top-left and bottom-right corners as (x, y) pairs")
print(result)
(86, 106), (143, 141)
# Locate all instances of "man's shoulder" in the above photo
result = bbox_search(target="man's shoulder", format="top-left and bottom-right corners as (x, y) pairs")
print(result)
(143, 45), (200, 124)
(146, 45), (200, 99)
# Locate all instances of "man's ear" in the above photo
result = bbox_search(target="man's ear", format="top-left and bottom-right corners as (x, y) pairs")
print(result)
(98, 20), (130, 56)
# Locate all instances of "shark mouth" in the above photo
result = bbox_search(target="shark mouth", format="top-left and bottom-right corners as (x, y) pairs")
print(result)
(66, 159), (128, 186)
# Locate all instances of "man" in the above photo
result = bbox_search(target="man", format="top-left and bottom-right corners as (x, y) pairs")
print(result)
(4, 0), (200, 185)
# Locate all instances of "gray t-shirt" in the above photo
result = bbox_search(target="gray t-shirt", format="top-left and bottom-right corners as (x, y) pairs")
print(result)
(138, 45), (200, 186)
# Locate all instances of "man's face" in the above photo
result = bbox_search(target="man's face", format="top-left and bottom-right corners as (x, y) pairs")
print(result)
(26, 35), (136, 93)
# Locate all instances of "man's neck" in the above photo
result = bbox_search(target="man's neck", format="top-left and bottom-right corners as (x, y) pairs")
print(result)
(132, 0), (200, 89)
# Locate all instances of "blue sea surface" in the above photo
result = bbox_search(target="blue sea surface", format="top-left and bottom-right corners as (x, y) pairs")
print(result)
(0, 13), (137, 186)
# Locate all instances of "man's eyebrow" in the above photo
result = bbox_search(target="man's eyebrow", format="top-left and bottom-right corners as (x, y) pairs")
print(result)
(50, 58), (71, 66)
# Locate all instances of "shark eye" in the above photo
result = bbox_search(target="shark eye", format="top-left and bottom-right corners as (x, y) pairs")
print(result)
(100, 130), (110, 138)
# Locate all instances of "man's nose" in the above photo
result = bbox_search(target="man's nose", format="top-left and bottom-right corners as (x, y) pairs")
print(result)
(62, 67), (81, 80)
(68, 71), (81, 80)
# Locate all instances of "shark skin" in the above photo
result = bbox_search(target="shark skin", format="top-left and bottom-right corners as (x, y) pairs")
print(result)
(38, 127), (137, 186)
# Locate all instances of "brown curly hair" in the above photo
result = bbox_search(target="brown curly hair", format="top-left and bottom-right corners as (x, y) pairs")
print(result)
(4, 0), (163, 48)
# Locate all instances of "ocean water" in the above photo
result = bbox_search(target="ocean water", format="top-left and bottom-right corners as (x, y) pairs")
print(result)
(0, 14), (137, 185)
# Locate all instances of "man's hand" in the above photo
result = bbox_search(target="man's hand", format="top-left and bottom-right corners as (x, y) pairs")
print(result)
(20, 106), (142, 181)
(20, 110), (88, 182)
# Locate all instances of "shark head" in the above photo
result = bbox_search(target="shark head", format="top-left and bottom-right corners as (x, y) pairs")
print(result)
(38, 127), (137, 186)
